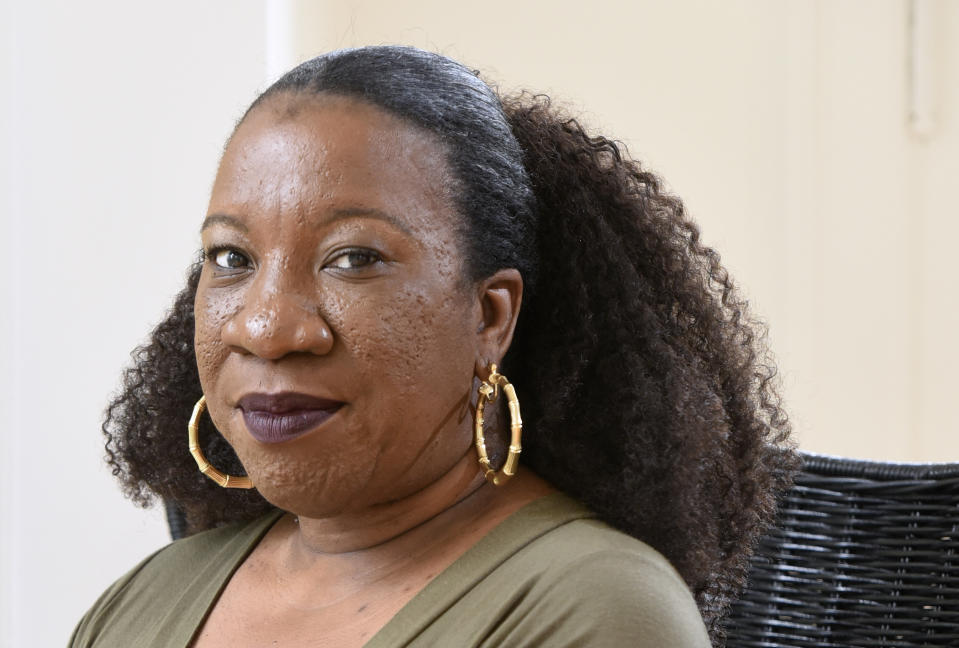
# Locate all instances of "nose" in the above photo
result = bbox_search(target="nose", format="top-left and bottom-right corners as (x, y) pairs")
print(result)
(221, 282), (334, 360)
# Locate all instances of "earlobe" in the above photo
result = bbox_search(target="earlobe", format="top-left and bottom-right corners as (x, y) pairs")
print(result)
(473, 269), (523, 374)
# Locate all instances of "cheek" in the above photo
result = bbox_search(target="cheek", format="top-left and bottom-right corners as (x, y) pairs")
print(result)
(193, 279), (241, 394)
(335, 283), (471, 387)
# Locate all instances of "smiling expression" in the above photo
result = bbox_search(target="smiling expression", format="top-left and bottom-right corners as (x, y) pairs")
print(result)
(195, 94), (484, 517)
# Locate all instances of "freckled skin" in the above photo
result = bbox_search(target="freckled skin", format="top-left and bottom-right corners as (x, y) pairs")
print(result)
(196, 95), (483, 518)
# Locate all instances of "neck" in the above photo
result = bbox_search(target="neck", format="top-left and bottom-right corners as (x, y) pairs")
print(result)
(263, 455), (555, 608)
(291, 449), (489, 555)
(281, 452), (555, 573)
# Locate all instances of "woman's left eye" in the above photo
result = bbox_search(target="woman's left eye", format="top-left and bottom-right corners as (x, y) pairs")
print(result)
(327, 249), (382, 270)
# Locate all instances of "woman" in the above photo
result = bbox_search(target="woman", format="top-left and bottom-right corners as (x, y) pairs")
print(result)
(73, 46), (795, 647)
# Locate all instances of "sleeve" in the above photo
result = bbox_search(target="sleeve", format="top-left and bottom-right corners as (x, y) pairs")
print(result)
(494, 549), (712, 647)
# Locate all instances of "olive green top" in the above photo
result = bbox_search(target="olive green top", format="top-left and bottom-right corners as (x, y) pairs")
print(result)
(70, 493), (710, 647)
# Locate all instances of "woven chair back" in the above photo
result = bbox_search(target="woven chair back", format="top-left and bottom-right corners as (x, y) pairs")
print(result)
(725, 452), (959, 647)
(164, 499), (188, 541)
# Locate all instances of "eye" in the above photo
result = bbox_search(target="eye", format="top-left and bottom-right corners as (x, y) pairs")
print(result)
(326, 249), (382, 271)
(208, 247), (250, 269)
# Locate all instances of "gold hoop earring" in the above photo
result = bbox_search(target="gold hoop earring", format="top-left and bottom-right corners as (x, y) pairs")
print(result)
(188, 395), (255, 489)
(474, 363), (522, 486)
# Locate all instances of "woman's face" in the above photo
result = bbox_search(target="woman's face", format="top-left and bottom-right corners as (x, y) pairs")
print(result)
(195, 94), (494, 517)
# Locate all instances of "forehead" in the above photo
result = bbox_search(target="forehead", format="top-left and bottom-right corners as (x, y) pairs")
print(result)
(212, 93), (456, 232)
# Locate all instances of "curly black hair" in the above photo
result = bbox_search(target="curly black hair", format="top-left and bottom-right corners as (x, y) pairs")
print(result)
(103, 46), (796, 643)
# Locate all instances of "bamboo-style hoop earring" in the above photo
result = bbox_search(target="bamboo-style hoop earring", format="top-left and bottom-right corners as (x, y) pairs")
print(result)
(188, 395), (255, 489)
(474, 363), (523, 486)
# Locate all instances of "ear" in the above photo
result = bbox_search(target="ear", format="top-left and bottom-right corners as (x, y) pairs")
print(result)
(473, 268), (524, 377)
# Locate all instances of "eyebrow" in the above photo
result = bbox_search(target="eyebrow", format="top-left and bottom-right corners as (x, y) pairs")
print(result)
(200, 207), (414, 236)
(327, 207), (414, 236)
(200, 213), (248, 233)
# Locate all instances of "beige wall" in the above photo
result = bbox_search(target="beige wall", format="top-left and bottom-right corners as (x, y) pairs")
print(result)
(283, 0), (959, 461)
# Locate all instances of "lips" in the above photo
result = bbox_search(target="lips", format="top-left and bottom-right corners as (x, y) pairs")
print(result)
(237, 392), (344, 444)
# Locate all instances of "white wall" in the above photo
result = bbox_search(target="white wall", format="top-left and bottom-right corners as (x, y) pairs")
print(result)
(3, 1), (958, 646)
(1, 2), (268, 645)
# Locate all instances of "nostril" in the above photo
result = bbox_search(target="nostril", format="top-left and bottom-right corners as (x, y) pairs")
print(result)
(293, 319), (334, 355)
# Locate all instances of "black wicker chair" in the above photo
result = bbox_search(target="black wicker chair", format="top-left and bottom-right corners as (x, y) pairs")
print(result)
(725, 452), (959, 647)
(164, 499), (189, 541)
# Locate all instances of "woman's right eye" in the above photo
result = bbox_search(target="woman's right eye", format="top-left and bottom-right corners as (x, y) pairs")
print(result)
(209, 248), (250, 269)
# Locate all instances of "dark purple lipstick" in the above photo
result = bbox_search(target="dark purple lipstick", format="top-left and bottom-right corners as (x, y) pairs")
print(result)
(237, 392), (343, 444)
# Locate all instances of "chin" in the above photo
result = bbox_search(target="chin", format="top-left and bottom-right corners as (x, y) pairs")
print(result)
(246, 464), (376, 519)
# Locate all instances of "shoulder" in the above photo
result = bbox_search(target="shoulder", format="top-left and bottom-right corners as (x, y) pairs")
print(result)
(416, 494), (712, 647)
(93, 511), (269, 599)
(69, 510), (281, 648)
(527, 515), (693, 594)
(508, 517), (711, 647)
(497, 494), (699, 603)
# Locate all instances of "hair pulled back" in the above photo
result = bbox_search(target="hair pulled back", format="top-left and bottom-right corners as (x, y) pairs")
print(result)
(103, 46), (796, 641)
